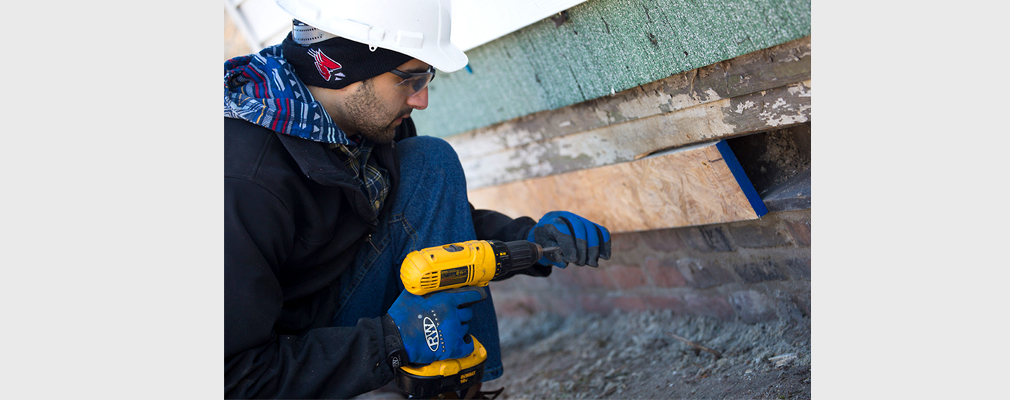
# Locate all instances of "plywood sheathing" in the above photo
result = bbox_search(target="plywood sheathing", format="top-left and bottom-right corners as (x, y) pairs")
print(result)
(467, 141), (766, 233)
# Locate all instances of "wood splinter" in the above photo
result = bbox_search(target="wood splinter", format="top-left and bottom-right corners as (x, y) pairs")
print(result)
(666, 332), (723, 359)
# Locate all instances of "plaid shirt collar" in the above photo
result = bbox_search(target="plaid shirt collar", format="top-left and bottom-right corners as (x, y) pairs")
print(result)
(330, 139), (389, 214)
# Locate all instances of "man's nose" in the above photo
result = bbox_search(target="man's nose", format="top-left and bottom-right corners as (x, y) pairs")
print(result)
(407, 86), (428, 110)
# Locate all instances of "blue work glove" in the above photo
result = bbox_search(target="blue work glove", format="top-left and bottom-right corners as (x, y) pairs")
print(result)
(387, 287), (487, 365)
(527, 211), (612, 268)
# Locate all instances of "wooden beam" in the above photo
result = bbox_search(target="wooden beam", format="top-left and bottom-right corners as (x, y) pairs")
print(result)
(467, 140), (767, 233)
(459, 80), (810, 190)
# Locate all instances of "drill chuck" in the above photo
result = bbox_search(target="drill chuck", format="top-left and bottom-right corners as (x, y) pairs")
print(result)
(488, 240), (542, 279)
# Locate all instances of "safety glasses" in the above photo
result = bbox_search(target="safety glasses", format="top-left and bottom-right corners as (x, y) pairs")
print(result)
(390, 66), (436, 97)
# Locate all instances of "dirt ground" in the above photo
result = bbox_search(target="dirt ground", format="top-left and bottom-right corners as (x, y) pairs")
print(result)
(361, 310), (810, 399)
(484, 310), (810, 399)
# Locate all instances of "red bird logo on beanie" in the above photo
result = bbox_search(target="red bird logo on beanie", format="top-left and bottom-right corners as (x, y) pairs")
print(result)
(308, 48), (345, 81)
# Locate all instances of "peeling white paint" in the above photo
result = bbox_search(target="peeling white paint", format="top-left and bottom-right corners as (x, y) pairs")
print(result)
(616, 90), (674, 120)
(559, 121), (572, 128)
(704, 99), (738, 137)
(770, 98), (788, 110)
(787, 81), (812, 97)
(667, 93), (698, 112)
(702, 88), (723, 102)
(734, 101), (756, 114)
(501, 126), (541, 149)
(595, 109), (614, 124)
(760, 104), (810, 127)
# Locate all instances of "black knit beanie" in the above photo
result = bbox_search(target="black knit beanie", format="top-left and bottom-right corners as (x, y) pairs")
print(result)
(282, 21), (413, 90)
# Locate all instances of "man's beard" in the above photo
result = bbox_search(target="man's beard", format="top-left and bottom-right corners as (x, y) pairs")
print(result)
(343, 81), (411, 144)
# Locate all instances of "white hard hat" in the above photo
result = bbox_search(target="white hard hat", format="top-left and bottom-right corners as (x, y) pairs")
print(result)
(274, 0), (469, 72)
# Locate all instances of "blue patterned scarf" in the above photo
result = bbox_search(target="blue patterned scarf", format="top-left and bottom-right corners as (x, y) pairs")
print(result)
(225, 45), (388, 213)
(224, 44), (353, 145)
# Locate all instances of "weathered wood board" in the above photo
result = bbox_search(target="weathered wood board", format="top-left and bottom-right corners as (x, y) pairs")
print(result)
(467, 140), (767, 233)
(445, 36), (811, 157)
(457, 80), (810, 190)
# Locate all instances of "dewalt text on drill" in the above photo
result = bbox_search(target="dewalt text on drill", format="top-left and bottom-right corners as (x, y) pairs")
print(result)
(394, 239), (557, 398)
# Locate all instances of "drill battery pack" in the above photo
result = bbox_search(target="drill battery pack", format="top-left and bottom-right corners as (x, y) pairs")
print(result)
(395, 336), (487, 398)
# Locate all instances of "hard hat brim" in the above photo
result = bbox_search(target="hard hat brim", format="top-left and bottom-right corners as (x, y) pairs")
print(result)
(275, 0), (470, 72)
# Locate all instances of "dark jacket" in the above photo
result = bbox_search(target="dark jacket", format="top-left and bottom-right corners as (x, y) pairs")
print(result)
(224, 116), (547, 398)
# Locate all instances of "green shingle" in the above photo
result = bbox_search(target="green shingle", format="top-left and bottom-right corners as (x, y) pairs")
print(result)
(415, 0), (810, 138)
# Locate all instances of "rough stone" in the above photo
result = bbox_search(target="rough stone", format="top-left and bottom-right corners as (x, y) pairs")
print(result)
(579, 265), (619, 289)
(781, 258), (811, 280)
(681, 226), (734, 252)
(733, 260), (788, 283)
(791, 290), (811, 317)
(493, 294), (543, 317)
(579, 294), (614, 314)
(728, 222), (793, 248)
(675, 258), (738, 289)
(610, 231), (642, 253)
(543, 293), (581, 316)
(639, 227), (689, 252)
(553, 264), (613, 290)
(643, 295), (687, 313)
(643, 257), (689, 288)
(608, 264), (649, 290)
(609, 295), (649, 312)
(682, 293), (736, 320)
(772, 290), (807, 323)
(785, 219), (811, 246)
(729, 290), (778, 323)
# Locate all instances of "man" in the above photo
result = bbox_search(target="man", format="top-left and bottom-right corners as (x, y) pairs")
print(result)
(224, 0), (611, 398)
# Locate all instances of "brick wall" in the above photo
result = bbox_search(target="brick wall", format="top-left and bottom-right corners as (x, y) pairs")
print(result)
(491, 209), (811, 324)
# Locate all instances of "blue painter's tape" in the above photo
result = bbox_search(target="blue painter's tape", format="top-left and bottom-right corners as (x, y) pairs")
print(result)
(716, 140), (768, 217)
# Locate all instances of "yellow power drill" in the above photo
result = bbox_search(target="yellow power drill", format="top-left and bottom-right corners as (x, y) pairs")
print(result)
(394, 239), (557, 398)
